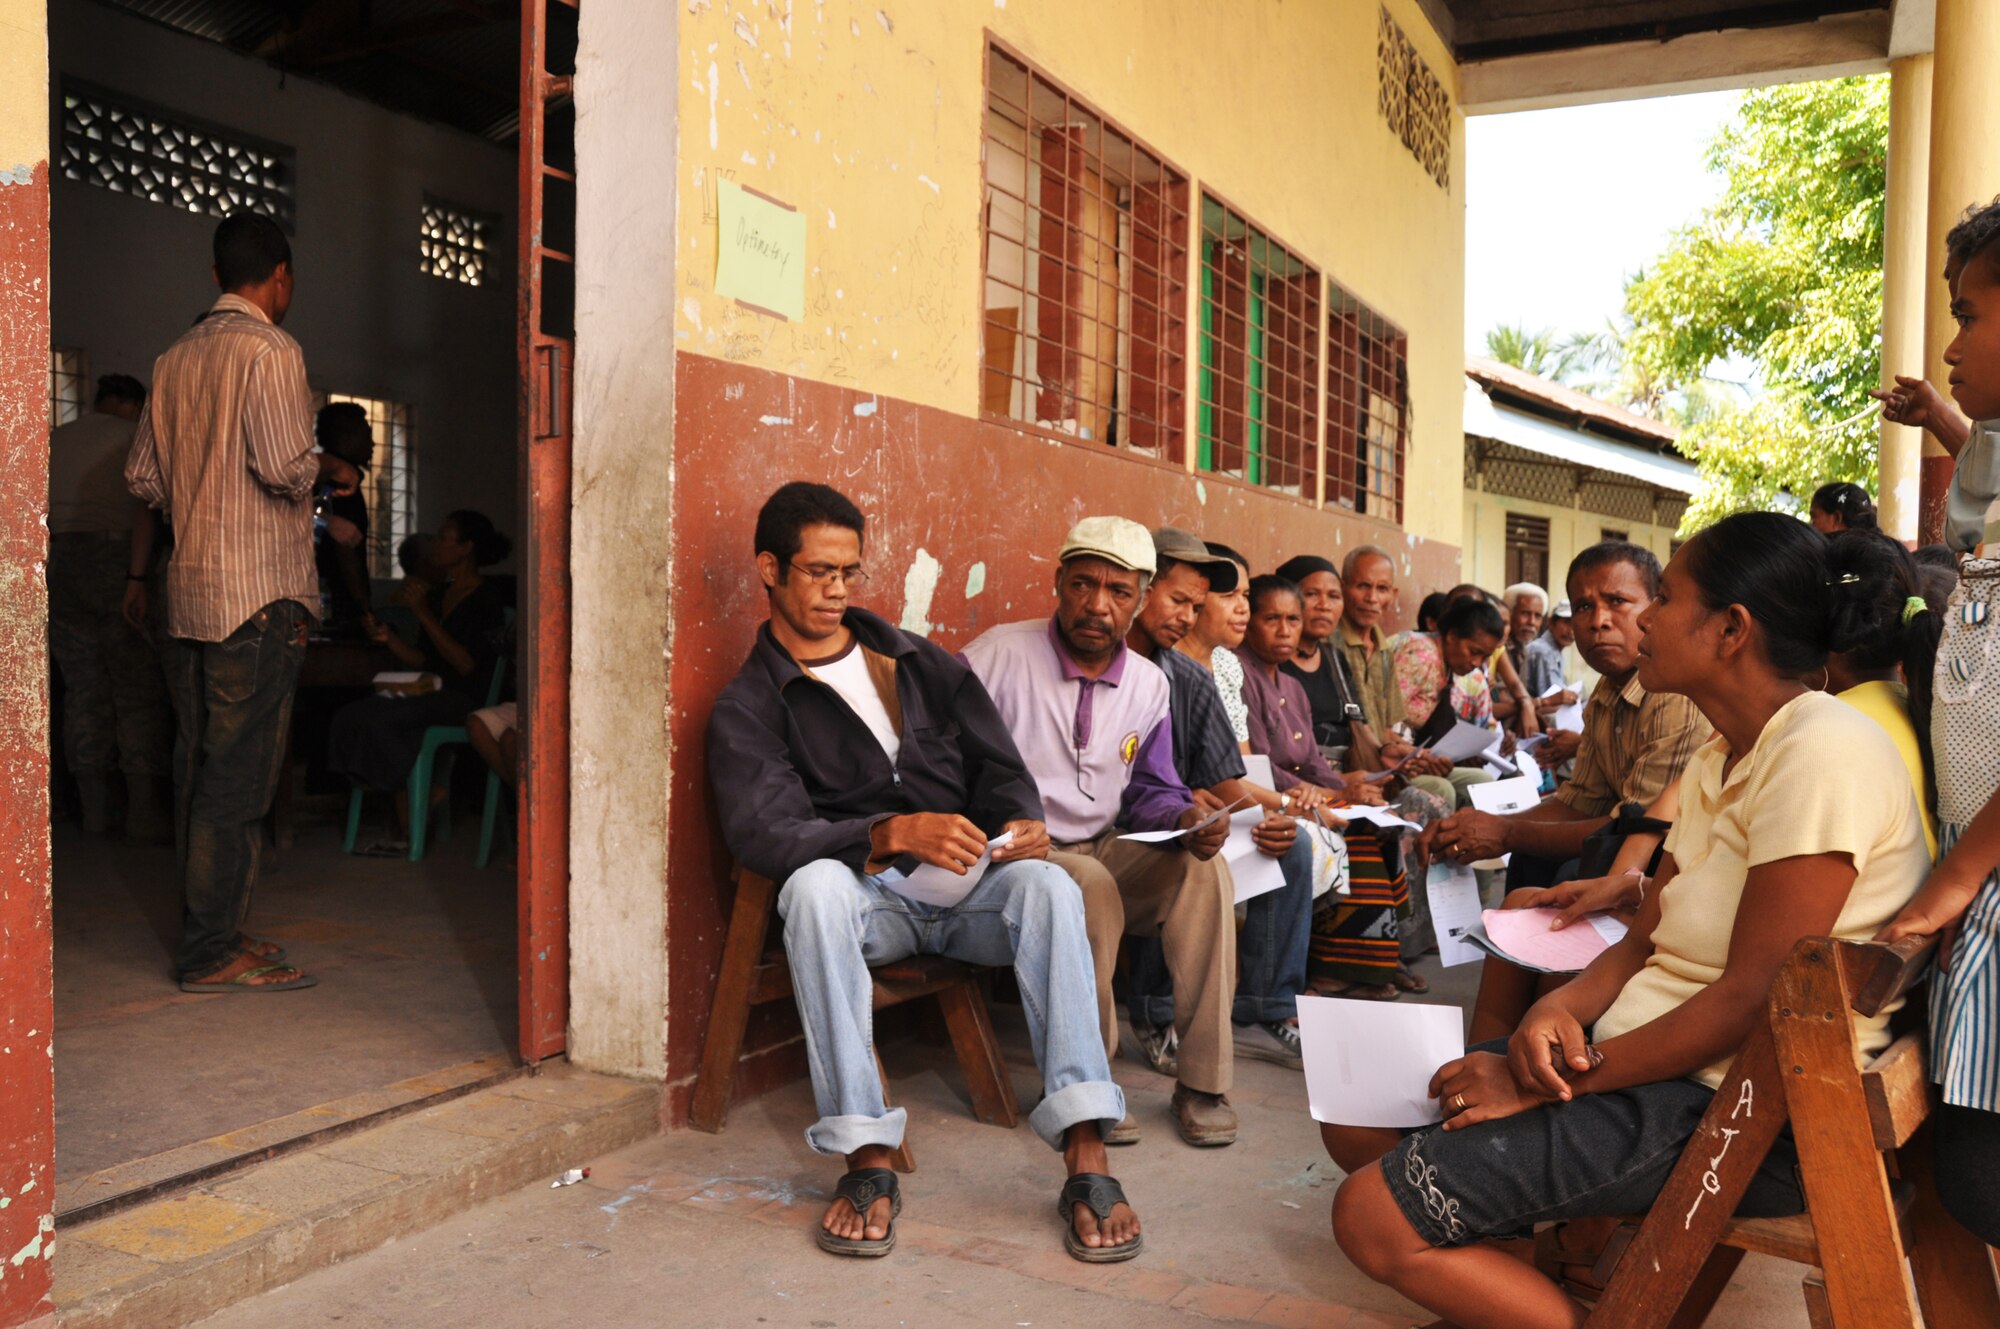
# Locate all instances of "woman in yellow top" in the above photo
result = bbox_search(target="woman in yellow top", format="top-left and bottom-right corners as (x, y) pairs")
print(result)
(1320, 512), (1931, 1329)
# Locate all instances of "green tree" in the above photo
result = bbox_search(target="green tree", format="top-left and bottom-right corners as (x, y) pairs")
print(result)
(1621, 76), (1889, 527)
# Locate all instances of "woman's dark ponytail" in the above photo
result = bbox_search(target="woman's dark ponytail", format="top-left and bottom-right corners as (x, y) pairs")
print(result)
(1824, 530), (1942, 808)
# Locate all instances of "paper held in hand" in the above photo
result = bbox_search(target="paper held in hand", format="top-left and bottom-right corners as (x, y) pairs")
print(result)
(1298, 995), (1464, 1128)
(1428, 863), (1486, 967)
(882, 831), (1015, 908)
(1468, 774), (1541, 817)
(1428, 719), (1503, 765)
(1471, 906), (1629, 975)
(1223, 809), (1288, 904)
(1118, 797), (1249, 844)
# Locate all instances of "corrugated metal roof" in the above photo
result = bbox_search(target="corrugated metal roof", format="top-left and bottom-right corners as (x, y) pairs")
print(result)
(97, 0), (542, 142)
(1464, 378), (1701, 496)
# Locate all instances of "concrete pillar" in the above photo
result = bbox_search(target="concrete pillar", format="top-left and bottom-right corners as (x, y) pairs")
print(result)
(568, 0), (677, 1080)
(1921, 0), (2000, 542)
(1879, 54), (1931, 542)
(0, 0), (56, 1322)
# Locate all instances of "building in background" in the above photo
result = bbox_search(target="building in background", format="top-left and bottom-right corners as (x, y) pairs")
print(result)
(1460, 356), (1695, 591)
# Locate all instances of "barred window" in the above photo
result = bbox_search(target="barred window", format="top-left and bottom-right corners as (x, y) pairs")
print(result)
(1505, 513), (1551, 588)
(313, 392), (417, 580)
(1601, 527), (1630, 544)
(1377, 7), (1452, 190)
(420, 199), (493, 287)
(1326, 284), (1409, 524)
(60, 81), (293, 229)
(1197, 195), (1320, 498)
(50, 348), (88, 429)
(982, 43), (1188, 457)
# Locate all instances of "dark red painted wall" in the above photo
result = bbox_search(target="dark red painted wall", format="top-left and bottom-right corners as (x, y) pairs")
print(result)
(0, 161), (56, 1329)
(661, 350), (1459, 1116)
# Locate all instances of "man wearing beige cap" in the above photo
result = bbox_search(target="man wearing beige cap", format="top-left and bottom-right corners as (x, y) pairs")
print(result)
(962, 517), (1239, 1146)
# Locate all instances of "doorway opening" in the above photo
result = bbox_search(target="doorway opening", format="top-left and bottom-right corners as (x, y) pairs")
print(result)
(47, 0), (573, 1224)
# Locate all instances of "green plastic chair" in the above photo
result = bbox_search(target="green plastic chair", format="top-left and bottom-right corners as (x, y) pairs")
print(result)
(475, 764), (508, 868)
(343, 652), (510, 863)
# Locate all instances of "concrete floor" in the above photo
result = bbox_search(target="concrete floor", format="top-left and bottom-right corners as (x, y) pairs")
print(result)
(186, 957), (1813, 1329)
(53, 814), (517, 1184)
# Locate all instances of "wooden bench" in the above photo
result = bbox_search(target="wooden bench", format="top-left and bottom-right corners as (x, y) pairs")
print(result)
(1552, 935), (2000, 1328)
(689, 868), (1022, 1171)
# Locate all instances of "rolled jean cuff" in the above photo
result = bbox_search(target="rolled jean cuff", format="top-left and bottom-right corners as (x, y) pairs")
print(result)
(803, 1107), (907, 1157)
(1027, 1080), (1127, 1151)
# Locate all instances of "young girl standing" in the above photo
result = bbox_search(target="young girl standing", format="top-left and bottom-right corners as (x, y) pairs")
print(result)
(1879, 196), (2000, 1247)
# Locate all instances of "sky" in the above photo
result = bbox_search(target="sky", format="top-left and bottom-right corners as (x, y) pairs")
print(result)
(1463, 91), (1740, 358)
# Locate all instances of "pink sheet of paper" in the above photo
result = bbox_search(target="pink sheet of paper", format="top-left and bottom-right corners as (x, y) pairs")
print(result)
(1479, 907), (1624, 973)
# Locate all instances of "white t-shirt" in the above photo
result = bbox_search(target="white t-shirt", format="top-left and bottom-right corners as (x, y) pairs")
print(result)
(803, 640), (901, 765)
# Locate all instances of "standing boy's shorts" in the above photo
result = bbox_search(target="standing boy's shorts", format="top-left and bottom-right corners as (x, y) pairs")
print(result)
(1378, 1039), (1804, 1248)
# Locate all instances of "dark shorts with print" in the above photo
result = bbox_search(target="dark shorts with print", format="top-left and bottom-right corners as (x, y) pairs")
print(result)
(1379, 1040), (1805, 1249)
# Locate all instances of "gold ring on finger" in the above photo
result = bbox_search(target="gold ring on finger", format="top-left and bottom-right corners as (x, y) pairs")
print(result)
(1452, 1093), (1467, 1112)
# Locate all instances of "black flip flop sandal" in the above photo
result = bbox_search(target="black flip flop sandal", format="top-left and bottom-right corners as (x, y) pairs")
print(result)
(816, 1167), (900, 1258)
(1058, 1172), (1142, 1263)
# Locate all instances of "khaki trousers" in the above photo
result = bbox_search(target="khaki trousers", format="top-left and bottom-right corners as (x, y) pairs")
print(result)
(1050, 832), (1235, 1095)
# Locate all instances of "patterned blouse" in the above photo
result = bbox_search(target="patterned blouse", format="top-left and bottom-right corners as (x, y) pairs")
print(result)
(1391, 632), (1494, 732)
(1209, 645), (1251, 744)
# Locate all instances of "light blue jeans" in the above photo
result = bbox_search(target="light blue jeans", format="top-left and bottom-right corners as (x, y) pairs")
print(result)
(1127, 831), (1313, 1028)
(776, 856), (1125, 1157)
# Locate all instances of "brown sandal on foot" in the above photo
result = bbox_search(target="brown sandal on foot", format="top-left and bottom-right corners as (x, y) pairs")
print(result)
(1311, 980), (1400, 1001)
(1389, 966), (1430, 994)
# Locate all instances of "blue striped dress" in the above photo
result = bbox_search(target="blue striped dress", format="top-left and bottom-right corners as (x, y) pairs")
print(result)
(1930, 557), (2000, 1113)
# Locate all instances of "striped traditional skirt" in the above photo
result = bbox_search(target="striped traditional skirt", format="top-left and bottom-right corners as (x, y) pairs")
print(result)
(1930, 822), (2000, 1113)
(1308, 828), (1407, 986)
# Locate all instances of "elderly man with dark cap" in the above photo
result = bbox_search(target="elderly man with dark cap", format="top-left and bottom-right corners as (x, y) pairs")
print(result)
(1118, 527), (1327, 1075)
(962, 518), (1240, 1147)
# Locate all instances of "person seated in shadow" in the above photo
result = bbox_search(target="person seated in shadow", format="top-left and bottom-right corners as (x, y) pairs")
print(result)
(1321, 514), (1930, 1329)
(312, 403), (374, 631)
(329, 509), (511, 848)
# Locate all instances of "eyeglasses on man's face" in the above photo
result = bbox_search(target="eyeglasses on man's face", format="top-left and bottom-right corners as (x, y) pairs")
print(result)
(788, 561), (870, 588)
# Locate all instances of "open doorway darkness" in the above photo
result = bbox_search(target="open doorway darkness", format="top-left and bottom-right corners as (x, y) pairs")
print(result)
(49, 0), (573, 1220)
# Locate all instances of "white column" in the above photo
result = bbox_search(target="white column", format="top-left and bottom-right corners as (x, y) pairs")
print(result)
(569, 0), (677, 1078)
(1923, 0), (2000, 539)
(1879, 54), (1930, 542)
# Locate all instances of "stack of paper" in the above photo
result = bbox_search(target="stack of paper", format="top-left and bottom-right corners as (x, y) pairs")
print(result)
(1468, 906), (1629, 975)
(1298, 995), (1464, 1127)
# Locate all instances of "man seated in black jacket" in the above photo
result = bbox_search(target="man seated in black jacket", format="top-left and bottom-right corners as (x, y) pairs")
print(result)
(707, 482), (1139, 1264)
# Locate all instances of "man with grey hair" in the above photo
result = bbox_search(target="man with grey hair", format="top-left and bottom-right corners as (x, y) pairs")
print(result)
(963, 517), (1239, 1148)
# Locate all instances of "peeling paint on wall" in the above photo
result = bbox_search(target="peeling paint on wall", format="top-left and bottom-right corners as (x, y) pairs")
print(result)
(900, 547), (941, 635)
(964, 561), (985, 598)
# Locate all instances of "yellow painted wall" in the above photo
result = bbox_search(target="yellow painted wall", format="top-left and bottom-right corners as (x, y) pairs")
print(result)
(674, 0), (1466, 546)
(1462, 487), (1678, 599)
(0, 0), (45, 167)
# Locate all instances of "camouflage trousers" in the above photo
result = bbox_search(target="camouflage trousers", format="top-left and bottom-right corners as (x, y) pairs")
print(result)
(48, 533), (172, 777)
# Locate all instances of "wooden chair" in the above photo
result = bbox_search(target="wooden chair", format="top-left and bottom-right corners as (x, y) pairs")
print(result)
(1553, 935), (2000, 1328)
(689, 868), (1022, 1171)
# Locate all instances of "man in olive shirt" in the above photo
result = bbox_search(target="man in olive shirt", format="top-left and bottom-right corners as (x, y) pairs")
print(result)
(1426, 543), (1711, 886)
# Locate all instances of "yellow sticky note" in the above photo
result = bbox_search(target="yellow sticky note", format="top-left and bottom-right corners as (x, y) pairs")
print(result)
(715, 179), (806, 321)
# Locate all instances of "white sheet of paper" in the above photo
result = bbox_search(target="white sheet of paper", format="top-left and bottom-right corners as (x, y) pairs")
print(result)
(1117, 797), (1245, 844)
(1243, 753), (1275, 789)
(1428, 863), (1486, 967)
(1430, 719), (1503, 764)
(1223, 809), (1288, 904)
(1297, 995), (1464, 1128)
(1554, 697), (1586, 733)
(1469, 774), (1541, 817)
(1337, 805), (1419, 831)
(887, 831), (1014, 908)
(1538, 681), (1567, 699)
